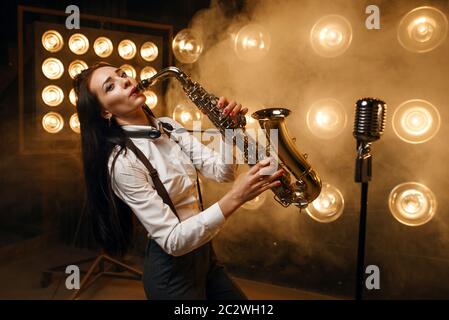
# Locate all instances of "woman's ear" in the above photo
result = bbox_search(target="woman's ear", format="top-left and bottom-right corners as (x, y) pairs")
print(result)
(101, 109), (112, 120)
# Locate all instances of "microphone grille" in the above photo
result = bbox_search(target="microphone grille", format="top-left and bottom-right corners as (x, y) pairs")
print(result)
(353, 97), (387, 142)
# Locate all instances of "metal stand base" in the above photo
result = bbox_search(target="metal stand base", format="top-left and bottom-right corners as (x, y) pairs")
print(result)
(41, 254), (143, 300)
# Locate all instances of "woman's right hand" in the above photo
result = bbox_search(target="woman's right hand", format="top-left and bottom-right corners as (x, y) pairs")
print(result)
(218, 158), (284, 218)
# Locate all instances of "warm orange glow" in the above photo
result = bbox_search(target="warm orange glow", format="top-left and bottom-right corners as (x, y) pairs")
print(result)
(172, 103), (202, 126)
(140, 66), (157, 80)
(120, 64), (136, 79)
(310, 15), (352, 57)
(392, 99), (440, 144)
(389, 182), (437, 226)
(69, 88), (77, 106)
(306, 99), (347, 139)
(94, 37), (113, 58)
(42, 58), (64, 80)
(306, 183), (344, 223)
(42, 85), (64, 107)
(42, 112), (64, 133)
(68, 60), (88, 79)
(398, 6), (448, 53)
(172, 29), (203, 64)
(118, 39), (137, 60)
(69, 113), (80, 134)
(144, 91), (158, 109)
(140, 42), (158, 61)
(69, 33), (89, 55)
(41, 30), (63, 53)
(234, 24), (271, 62)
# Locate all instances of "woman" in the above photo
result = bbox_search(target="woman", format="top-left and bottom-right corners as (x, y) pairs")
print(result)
(74, 62), (283, 300)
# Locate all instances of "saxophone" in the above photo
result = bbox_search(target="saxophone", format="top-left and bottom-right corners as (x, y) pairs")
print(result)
(137, 67), (322, 209)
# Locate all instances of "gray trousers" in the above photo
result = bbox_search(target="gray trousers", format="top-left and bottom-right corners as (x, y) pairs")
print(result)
(143, 238), (248, 300)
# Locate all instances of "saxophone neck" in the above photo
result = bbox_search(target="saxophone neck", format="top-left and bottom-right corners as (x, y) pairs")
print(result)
(137, 66), (192, 91)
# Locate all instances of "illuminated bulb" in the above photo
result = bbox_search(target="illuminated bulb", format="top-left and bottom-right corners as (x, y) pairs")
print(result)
(42, 85), (64, 107)
(306, 98), (347, 139)
(173, 103), (202, 127)
(393, 99), (440, 144)
(70, 113), (80, 133)
(42, 58), (64, 80)
(41, 30), (63, 53)
(42, 112), (64, 134)
(306, 183), (344, 223)
(172, 29), (203, 64)
(144, 91), (158, 109)
(398, 6), (448, 53)
(140, 66), (157, 80)
(68, 33), (89, 55)
(140, 42), (158, 61)
(234, 24), (271, 62)
(310, 15), (352, 57)
(120, 64), (136, 79)
(118, 39), (137, 60)
(68, 60), (88, 79)
(69, 88), (77, 106)
(93, 37), (113, 58)
(389, 182), (437, 226)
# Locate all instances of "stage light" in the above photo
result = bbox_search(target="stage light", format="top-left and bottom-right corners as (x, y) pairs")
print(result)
(172, 28), (203, 64)
(392, 99), (440, 144)
(68, 33), (89, 55)
(140, 66), (157, 80)
(93, 36), (113, 58)
(233, 24), (271, 62)
(397, 6), (448, 53)
(42, 112), (64, 133)
(173, 103), (202, 127)
(120, 64), (136, 79)
(389, 182), (437, 226)
(305, 183), (344, 223)
(68, 60), (88, 79)
(41, 30), (63, 53)
(69, 88), (77, 106)
(306, 98), (347, 139)
(69, 113), (80, 134)
(118, 39), (137, 60)
(310, 15), (352, 57)
(42, 57), (64, 80)
(41, 85), (64, 107)
(144, 91), (158, 109)
(140, 41), (158, 62)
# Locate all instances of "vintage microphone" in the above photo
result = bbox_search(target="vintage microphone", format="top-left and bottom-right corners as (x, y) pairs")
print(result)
(353, 98), (387, 300)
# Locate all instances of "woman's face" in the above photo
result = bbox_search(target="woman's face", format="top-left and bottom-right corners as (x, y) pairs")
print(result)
(88, 66), (146, 119)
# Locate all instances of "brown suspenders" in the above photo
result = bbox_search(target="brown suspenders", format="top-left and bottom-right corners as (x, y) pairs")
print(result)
(124, 138), (180, 221)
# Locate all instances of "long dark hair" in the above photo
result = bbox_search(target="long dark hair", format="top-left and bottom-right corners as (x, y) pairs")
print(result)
(74, 62), (134, 257)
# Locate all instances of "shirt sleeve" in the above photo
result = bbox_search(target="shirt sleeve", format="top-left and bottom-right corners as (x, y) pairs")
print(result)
(162, 117), (238, 183)
(108, 149), (226, 257)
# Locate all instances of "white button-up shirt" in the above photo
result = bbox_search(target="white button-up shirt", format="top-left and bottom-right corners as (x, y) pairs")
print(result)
(107, 117), (237, 257)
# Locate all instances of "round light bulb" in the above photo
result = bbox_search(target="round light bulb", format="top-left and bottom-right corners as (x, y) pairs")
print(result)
(41, 30), (63, 53)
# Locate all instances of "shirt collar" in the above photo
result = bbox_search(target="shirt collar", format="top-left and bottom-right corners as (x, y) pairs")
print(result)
(120, 117), (161, 132)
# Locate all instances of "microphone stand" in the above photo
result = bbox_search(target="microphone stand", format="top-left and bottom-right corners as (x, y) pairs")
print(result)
(354, 140), (372, 300)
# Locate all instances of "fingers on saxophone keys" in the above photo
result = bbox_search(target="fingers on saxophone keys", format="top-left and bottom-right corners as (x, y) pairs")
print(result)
(262, 180), (282, 191)
(255, 170), (284, 188)
(217, 96), (227, 109)
(248, 157), (271, 174)
(223, 100), (236, 115)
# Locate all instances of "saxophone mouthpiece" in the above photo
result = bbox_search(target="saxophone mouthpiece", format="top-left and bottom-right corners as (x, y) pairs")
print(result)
(136, 79), (150, 92)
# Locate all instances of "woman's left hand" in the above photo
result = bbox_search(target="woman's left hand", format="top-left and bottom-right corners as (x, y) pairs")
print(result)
(216, 96), (249, 121)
